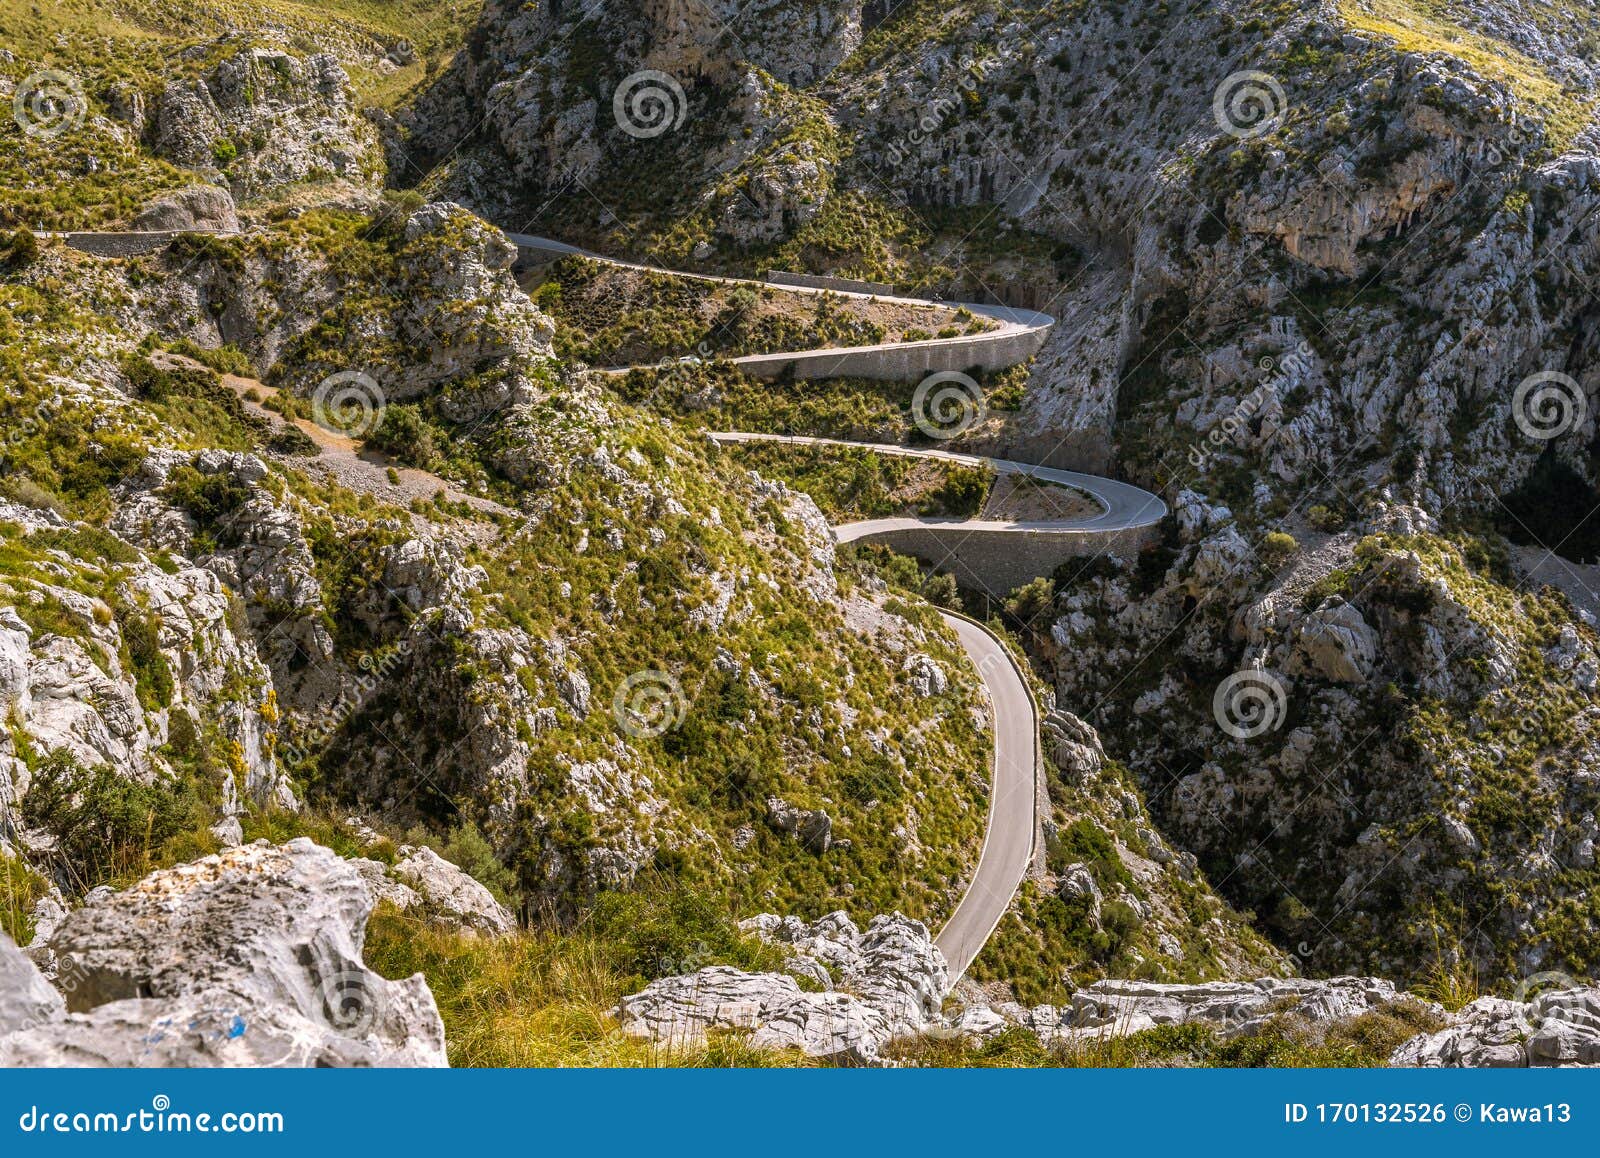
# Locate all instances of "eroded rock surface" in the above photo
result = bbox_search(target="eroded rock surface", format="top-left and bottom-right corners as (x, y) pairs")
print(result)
(615, 911), (946, 1064)
(0, 840), (445, 1067)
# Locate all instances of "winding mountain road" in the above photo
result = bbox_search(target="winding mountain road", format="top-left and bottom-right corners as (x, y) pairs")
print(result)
(54, 223), (1169, 988)
(709, 432), (1167, 540)
(506, 232), (1055, 381)
(711, 432), (1163, 981)
(932, 612), (1041, 982)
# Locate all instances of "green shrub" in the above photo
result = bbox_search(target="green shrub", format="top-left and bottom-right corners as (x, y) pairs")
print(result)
(1260, 531), (1298, 567)
(926, 466), (990, 516)
(115, 603), (174, 711)
(1005, 576), (1056, 631)
(166, 339), (256, 377)
(20, 750), (213, 891)
(0, 229), (39, 269)
(1, 855), (51, 945)
(922, 571), (959, 608)
(160, 464), (252, 540)
(367, 403), (439, 468)
(1307, 503), (1345, 532)
(583, 880), (788, 991)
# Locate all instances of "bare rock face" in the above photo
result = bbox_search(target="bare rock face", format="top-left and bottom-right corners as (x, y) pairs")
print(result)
(1042, 708), (1104, 783)
(0, 840), (446, 1067)
(615, 910), (947, 1064)
(0, 495), (295, 836)
(1392, 988), (1600, 1068)
(129, 185), (239, 232)
(1288, 597), (1379, 684)
(0, 933), (64, 1036)
(955, 975), (1433, 1049)
(1060, 977), (1418, 1041)
(152, 46), (378, 199)
(615, 966), (888, 1063)
(765, 796), (834, 853)
(391, 846), (516, 936)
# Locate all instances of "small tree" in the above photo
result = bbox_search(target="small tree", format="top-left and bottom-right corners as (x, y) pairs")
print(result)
(923, 571), (959, 608)
(1005, 576), (1057, 632)
(368, 403), (438, 469)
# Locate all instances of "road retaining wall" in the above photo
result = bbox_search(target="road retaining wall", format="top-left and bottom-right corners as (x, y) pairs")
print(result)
(765, 270), (898, 296)
(734, 325), (1050, 382)
(61, 232), (190, 258)
(850, 523), (1158, 596)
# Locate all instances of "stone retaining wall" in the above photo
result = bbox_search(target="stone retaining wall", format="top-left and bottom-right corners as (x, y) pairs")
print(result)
(734, 325), (1050, 382)
(765, 270), (897, 296)
(849, 523), (1159, 596)
(63, 232), (186, 258)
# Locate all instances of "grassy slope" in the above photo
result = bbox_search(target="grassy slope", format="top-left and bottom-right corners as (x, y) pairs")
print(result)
(0, 0), (480, 228)
(1338, 0), (1598, 147)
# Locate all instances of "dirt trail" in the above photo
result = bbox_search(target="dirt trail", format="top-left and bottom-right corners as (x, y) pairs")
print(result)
(152, 352), (514, 533)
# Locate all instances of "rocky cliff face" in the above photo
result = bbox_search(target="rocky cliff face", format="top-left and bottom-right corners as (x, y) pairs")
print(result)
(7, 0), (1600, 1066)
(396, 0), (1600, 989)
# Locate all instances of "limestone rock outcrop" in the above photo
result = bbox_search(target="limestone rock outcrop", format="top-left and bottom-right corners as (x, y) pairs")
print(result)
(0, 840), (446, 1067)
(615, 911), (947, 1064)
(129, 185), (240, 233)
(1392, 987), (1600, 1068)
(391, 846), (516, 937)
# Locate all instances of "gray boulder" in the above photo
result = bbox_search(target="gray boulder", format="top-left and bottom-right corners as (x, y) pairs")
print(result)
(1043, 709), (1105, 783)
(392, 845), (516, 936)
(1392, 988), (1600, 1068)
(615, 910), (947, 1064)
(765, 796), (834, 853)
(0, 933), (64, 1036)
(1052, 976), (1421, 1042)
(615, 966), (889, 1064)
(129, 186), (239, 232)
(3, 839), (446, 1067)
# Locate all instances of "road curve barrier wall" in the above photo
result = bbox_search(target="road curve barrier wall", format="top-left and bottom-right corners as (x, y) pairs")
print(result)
(732, 322), (1051, 382)
(850, 523), (1159, 597)
(62, 232), (188, 257)
(764, 270), (898, 296)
